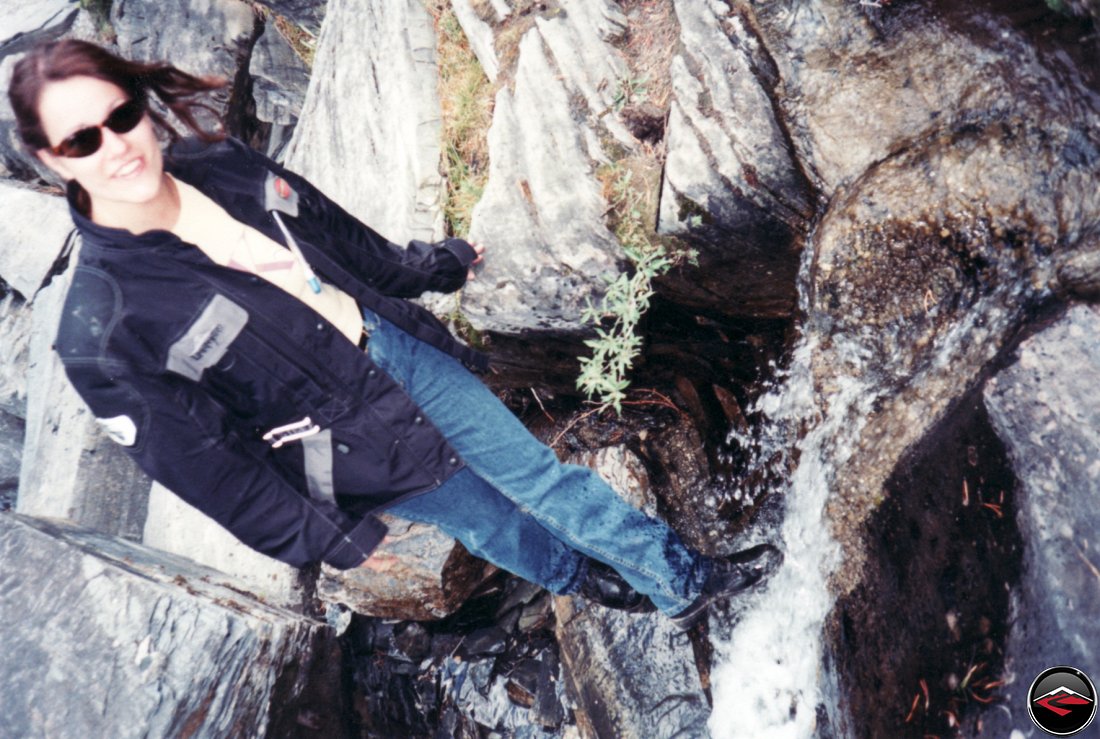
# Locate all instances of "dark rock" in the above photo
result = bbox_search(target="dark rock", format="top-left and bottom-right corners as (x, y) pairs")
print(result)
(0, 512), (348, 738)
(252, 0), (327, 36)
(553, 595), (709, 738)
(393, 621), (433, 663)
(505, 658), (541, 708)
(463, 625), (509, 657)
(0, 411), (22, 508)
(517, 592), (552, 633)
(535, 649), (565, 730)
(980, 303), (1100, 734)
(249, 21), (311, 126)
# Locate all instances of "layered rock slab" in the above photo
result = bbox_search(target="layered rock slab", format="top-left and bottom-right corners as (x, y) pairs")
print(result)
(980, 303), (1100, 733)
(0, 513), (347, 739)
(284, 0), (445, 245)
(16, 245), (150, 540)
(658, 0), (811, 317)
(464, 29), (623, 333)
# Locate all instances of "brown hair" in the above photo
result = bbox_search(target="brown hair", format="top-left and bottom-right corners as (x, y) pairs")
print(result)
(8, 39), (228, 211)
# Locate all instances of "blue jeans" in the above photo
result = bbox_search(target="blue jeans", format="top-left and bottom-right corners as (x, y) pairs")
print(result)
(363, 308), (707, 614)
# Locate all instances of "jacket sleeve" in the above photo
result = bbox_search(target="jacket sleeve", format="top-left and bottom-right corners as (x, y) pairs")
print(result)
(63, 357), (384, 570)
(240, 139), (477, 298)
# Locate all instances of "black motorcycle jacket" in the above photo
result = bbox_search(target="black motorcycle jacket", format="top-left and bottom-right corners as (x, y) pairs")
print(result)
(55, 135), (488, 569)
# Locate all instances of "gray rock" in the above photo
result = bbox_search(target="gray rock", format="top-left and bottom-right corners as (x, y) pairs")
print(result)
(534, 0), (633, 146)
(110, 0), (257, 127)
(554, 443), (708, 737)
(0, 293), (30, 418)
(253, 0), (328, 36)
(0, 0), (77, 51)
(0, 182), (73, 299)
(464, 29), (623, 334)
(656, 0), (810, 318)
(143, 482), (304, 609)
(318, 513), (494, 620)
(660, 1), (810, 235)
(0, 411), (22, 509)
(16, 244), (150, 540)
(553, 595), (709, 739)
(980, 304), (1100, 732)
(250, 22), (311, 126)
(284, 0), (446, 246)
(450, 0), (499, 83)
(0, 512), (347, 739)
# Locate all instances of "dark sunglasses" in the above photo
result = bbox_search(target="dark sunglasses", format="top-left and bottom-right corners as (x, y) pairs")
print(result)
(46, 96), (147, 158)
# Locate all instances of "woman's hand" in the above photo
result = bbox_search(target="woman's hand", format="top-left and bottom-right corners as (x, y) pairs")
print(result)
(467, 241), (485, 281)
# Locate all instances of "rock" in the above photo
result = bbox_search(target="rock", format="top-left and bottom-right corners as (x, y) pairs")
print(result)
(0, 0), (77, 52)
(569, 444), (658, 519)
(553, 595), (709, 738)
(142, 482), (304, 609)
(980, 303), (1100, 733)
(656, 0), (811, 318)
(110, 0), (258, 128)
(817, 114), (1100, 593)
(0, 182), (74, 299)
(641, 416), (740, 555)
(555, 440), (709, 736)
(0, 293), (30, 418)
(249, 22), (311, 126)
(317, 513), (494, 619)
(451, 0), (500, 83)
(464, 29), (623, 334)
(284, 0), (445, 246)
(0, 512), (348, 739)
(533, 0), (634, 146)
(252, 0), (328, 36)
(16, 245), (151, 540)
(0, 411), (22, 510)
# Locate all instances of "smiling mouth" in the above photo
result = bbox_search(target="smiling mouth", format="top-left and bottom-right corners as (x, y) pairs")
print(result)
(114, 157), (144, 178)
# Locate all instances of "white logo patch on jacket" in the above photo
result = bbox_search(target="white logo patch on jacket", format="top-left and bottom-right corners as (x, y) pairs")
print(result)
(96, 415), (138, 447)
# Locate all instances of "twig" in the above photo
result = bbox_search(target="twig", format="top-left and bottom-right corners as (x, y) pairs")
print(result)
(529, 387), (554, 424)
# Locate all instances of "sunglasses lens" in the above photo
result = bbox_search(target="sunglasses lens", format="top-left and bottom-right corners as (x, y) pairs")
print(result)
(105, 99), (145, 135)
(52, 98), (145, 158)
(57, 127), (103, 158)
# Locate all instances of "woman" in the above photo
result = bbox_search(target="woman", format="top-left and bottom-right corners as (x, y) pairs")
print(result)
(9, 39), (779, 629)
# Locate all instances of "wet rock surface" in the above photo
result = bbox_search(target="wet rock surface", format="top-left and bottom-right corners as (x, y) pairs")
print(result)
(831, 391), (1023, 738)
(553, 595), (709, 738)
(0, 411), (21, 511)
(0, 513), (350, 739)
(342, 573), (577, 737)
(979, 303), (1100, 735)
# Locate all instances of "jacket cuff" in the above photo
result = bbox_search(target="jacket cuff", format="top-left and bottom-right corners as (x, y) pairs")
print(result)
(322, 515), (389, 569)
(441, 237), (478, 267)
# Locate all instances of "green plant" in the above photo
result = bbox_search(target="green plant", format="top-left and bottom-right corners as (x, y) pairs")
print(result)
(612, 74), (649, 113)
(576, 166), (682, 413)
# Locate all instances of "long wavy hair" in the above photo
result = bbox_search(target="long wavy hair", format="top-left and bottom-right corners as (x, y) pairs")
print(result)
(8, 39), (227, 212)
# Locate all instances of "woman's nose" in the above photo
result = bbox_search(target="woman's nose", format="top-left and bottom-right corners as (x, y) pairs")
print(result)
(100, 126), (130, 157)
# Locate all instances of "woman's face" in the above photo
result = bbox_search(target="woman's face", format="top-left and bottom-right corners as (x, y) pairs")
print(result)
(35, 75), (165, 217)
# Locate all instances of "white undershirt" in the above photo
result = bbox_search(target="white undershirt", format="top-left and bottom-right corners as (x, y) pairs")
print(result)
(168, 174), (362, 344)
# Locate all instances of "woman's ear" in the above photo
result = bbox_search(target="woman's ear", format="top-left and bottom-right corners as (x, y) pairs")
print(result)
(35, 148), (74, 181)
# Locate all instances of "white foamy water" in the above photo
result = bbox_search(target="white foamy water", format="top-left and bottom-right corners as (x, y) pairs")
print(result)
(708, 334), (878, 739)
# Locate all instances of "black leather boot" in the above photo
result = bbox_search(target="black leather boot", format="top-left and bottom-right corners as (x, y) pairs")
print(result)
(670, 543), (782, 630)
(579, 560), (657, 613)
